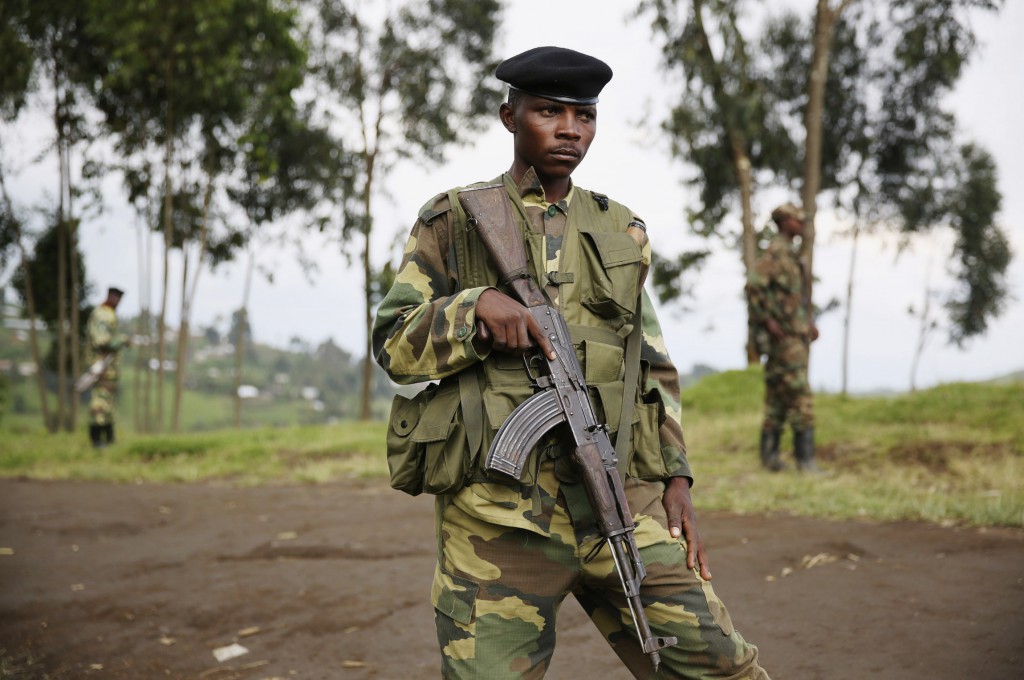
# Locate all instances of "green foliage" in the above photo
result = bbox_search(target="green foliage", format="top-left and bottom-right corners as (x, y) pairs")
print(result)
(944, 144), (1010, 345)
(0, 0), (34, 120)
(10, 219), (90, 328)
(644, 0), (1011, 344)
(639, 0), (799, 239)
(650, 249), (711, 305)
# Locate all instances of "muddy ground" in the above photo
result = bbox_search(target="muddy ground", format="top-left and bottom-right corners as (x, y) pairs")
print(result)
(1, 478), (1021, 679)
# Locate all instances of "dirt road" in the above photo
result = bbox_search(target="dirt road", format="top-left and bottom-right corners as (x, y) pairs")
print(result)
(1, 478), (1021, 679)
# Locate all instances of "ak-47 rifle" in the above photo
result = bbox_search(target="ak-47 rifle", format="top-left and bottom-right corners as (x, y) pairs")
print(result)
(74, 354), (115, 394)
(457, 185), (677, 671)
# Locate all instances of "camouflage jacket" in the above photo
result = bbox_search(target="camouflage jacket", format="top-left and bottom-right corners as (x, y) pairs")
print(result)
(746, 234), (812, 338)
(373, 170), (691, 490)
(86, 304), (127, 379)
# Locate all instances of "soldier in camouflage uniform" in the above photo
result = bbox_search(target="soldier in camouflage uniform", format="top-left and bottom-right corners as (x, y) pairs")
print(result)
(86, 287), (128, 447)
(746, 204), (820, 472)
(373, 47), (768, 679)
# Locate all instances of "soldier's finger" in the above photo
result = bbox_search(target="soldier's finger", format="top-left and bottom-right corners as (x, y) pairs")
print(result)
(525, 313), (556, 360)
(512, 316), (534, 352)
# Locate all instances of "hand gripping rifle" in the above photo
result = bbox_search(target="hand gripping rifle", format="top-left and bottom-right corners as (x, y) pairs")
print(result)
(457, 185), (677, 671)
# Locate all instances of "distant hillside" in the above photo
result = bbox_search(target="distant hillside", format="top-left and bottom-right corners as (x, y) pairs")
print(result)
(987, 369), (1024, 384)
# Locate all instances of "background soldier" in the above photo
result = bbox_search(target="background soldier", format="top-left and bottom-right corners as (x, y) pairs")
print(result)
(373, 46), (768, 678)
(85, 286), (128, 447)
(747, 204), (820, 472)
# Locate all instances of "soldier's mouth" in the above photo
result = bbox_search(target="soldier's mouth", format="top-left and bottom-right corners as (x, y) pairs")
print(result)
(550, 147), (581, 161)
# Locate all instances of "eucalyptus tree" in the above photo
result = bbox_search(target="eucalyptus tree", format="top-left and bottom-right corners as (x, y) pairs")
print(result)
(761, 0), (1009, 387)
(641, 0), (1009, 376)
(305, 0), (504, 419)
(639, 0), (800, 363)
(88, 0), (308, 431)
(0, 0), (51, 429)
(0, 170), (53, 431)
(228, 105), (342, 428)
(1, 0), (106, 429)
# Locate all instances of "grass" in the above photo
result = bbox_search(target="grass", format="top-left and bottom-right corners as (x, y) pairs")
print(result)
(0, 420), (389, 486)
(1, 367), (1021, 528)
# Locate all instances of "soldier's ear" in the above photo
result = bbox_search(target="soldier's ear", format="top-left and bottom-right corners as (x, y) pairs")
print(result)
(499, 102), (516, 133)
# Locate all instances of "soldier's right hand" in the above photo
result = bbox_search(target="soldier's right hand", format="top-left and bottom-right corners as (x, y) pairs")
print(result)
(474, 289), (556, 360)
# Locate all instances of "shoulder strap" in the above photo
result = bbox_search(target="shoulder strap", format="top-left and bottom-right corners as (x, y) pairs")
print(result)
(614, 292), (644, 461)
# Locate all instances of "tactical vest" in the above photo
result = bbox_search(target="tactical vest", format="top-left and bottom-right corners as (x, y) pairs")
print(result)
(386, 175), (672, 496)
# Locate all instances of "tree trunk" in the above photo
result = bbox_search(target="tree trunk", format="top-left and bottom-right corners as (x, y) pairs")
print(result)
(56, 207), (69, 432)
(172, 248), (189, 432)
(142, 215), (155, 433)
(360, 217), (374, 420)
(909, 261), (934, 393)
(693, 0), (760, 365)
(134, 221), (146, 433)
(65, 125), (80, 431)
(733, 145), (758, 366)
(21, 246), (52, 432)
(68, 205), (80, 430)
(840, 223), (860, 396)
(156, 80), (175, 433)
(52, 50), (69, 431)
(234, 250), (256, 429)
(801, 0), (854, 282)
(172, 175), (212, 432)
(1, 173), (53, 432)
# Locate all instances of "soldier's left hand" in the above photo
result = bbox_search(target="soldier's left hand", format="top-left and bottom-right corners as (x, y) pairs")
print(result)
(663, 476), (712, 580)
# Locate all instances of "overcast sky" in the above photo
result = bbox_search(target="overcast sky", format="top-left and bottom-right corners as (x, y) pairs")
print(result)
(3, 0), (1022, 394)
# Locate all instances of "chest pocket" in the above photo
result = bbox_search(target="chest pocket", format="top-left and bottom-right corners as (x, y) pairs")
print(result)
(578, 230), (642, 320)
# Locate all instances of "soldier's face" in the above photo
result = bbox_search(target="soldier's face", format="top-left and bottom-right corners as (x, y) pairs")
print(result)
(501, 94), (596, 184)
(781, 216), (804, 237)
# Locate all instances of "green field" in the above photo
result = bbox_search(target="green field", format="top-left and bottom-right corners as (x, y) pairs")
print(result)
(2, 367), (1021, 528)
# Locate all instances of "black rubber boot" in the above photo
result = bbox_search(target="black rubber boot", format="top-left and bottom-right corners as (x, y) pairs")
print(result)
(793, 427), (820, 472)
(89, 424), (103, 448)
(760, 429), (786, 471)
(103, 424), (115, 445)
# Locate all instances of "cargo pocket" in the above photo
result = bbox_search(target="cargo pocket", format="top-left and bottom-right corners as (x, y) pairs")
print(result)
(431, 563), (479, 626)
(629, 395), (667, 480)
(578, 230), (642, 319)
(582, 339), (624, 385)
(386, 381), (467, 496)
(386, 385), (435, 496)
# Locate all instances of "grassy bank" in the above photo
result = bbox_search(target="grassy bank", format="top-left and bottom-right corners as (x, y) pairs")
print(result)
(1, 368), (1021, 528)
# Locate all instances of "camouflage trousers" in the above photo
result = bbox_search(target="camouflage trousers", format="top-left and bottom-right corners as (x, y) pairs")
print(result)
(763, 336), (813, 432)
(89, 378), (117, 426)
(432, 469), (768, 679)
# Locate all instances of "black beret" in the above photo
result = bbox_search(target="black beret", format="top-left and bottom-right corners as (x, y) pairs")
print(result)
(495, 46), (613, 105)
(771, 203), (805, 224)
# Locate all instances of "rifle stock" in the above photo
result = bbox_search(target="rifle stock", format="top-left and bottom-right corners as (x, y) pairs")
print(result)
(457, 184), (677, 671)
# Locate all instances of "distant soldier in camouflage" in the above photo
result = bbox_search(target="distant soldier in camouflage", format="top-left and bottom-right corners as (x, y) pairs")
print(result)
(86, 287), (128, 447)
(373, 46), (769, 679)
(746, 204), (820, 472)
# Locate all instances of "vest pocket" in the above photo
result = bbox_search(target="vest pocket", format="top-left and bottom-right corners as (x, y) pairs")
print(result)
(386, 380), (468, 495)
(629, 399), (667, 479)
(578, 230), (642, 319)
(628, 388), (669, 479)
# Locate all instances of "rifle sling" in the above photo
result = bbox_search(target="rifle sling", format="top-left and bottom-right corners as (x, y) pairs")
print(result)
(614, 294), (644, 462)
(448, 187), (485, 458)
